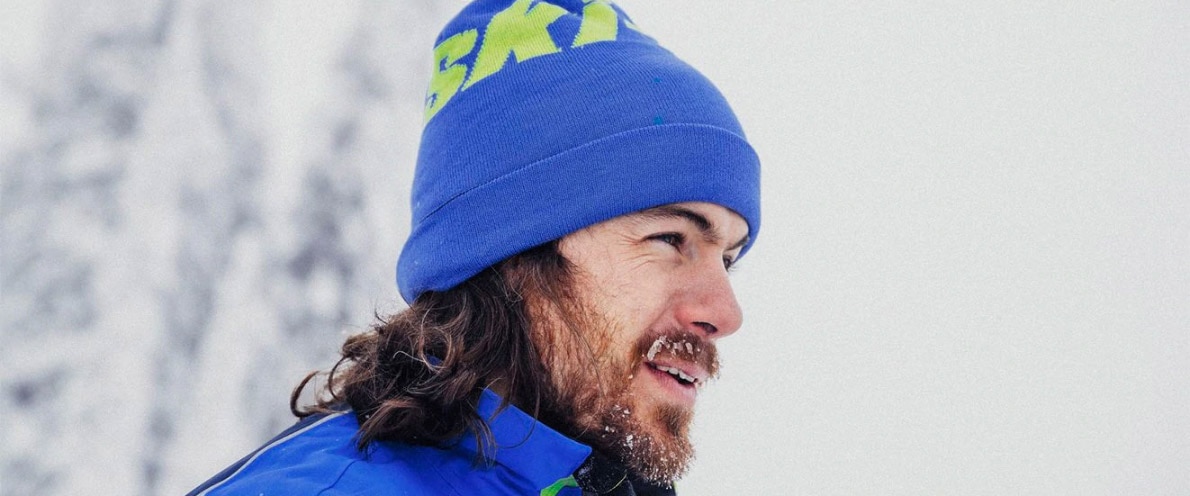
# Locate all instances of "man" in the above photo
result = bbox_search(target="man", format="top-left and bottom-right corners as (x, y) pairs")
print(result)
(189, 0), (760, 494)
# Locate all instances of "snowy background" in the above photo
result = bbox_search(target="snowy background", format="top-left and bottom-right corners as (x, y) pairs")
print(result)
(2, 1), (1187, 495)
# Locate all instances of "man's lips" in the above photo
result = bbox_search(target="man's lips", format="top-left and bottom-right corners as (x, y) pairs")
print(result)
(645, 358), (708, 386)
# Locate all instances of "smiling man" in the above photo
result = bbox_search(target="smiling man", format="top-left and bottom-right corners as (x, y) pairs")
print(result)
(188, 1), (760, 495)
(532, 201), (750, 486)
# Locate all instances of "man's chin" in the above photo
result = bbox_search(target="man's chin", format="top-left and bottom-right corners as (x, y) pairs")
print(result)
(580, 399), (695, 486)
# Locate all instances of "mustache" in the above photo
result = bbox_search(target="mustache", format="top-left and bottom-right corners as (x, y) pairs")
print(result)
(631, 329), (720, 379)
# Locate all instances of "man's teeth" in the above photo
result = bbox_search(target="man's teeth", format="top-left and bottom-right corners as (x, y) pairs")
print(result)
(655, 364), (696, 384)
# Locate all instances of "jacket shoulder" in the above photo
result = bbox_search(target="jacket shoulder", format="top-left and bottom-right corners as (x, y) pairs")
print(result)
(189, 412), (458, 495)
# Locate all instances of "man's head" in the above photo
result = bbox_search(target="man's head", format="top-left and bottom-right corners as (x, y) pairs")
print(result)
(401, 0), (761, 483)
(295, 0), (761, 487)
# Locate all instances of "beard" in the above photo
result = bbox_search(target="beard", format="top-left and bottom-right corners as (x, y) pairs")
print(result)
(530, 296), (720, 485)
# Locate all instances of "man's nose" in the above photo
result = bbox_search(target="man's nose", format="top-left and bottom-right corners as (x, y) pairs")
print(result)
(674, 260), (743, 340)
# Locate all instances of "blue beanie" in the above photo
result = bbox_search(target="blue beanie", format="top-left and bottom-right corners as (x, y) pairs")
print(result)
(397, 0), (761, 303)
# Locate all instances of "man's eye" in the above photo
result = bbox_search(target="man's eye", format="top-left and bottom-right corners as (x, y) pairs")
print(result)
(723, 256), (737, 271)
(649, 233), (685, 248)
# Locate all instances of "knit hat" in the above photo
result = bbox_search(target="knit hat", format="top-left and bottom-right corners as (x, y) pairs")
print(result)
(397, 0), (761, 303)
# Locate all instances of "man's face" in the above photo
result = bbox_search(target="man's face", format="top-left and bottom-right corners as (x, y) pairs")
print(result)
(533, 201), (749, 484)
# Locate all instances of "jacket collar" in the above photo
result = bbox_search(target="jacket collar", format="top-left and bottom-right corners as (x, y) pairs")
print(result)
(447, 388), (593, 492)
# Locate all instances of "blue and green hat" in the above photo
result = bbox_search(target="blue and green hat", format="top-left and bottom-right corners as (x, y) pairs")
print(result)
(397, 0), (761, 303)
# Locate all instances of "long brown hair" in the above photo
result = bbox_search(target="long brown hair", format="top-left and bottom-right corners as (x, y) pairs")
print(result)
(290, 241), (575, 457)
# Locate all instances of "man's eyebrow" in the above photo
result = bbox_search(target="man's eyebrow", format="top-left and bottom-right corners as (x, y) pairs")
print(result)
(635, 205), (750, 251)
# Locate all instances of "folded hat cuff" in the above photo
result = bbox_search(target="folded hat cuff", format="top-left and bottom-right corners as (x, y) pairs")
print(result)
(397, 123), (761, 303)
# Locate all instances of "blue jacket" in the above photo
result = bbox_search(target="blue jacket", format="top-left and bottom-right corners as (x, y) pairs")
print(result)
(188, 389), (594, 495)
